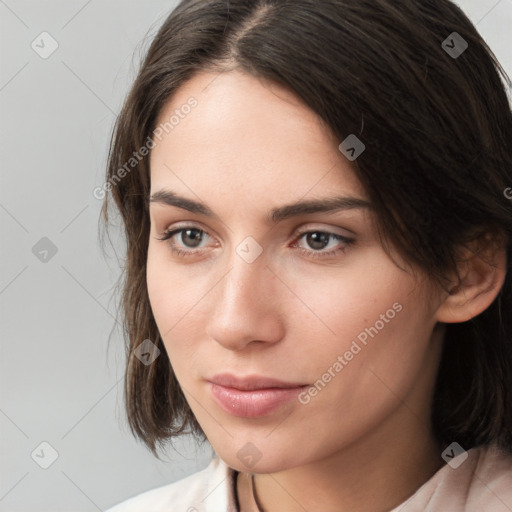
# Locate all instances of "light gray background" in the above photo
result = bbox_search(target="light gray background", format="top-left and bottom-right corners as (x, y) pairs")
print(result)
(1, 1), (511, 511)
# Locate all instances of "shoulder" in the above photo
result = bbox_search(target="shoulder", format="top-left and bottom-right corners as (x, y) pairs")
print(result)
(395, 444), (512, 512)
(104, 455), (238, 512)
(464, 444), (512, 510)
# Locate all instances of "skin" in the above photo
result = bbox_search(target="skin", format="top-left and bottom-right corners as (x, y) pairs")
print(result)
(146, 69), (507, 512)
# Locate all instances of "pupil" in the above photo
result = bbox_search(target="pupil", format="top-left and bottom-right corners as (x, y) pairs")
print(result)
(307, 232), (329, 250)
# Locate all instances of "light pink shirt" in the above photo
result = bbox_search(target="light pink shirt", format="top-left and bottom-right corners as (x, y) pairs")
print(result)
(105, 444), (512, 511)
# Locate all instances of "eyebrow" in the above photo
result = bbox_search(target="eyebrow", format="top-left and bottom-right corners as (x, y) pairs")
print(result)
(149, 189), (373, 223)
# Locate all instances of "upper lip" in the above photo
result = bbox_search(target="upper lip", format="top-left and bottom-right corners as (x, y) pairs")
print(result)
(207, 373), (308, 391)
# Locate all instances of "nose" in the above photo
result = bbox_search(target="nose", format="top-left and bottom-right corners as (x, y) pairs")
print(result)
(206, 249), (286, 351)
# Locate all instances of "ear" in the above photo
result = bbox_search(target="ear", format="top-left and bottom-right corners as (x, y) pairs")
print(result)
(435, 234), (507, 324)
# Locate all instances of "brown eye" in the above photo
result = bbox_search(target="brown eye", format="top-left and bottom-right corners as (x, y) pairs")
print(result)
(156, 226), (214, 258)
(293, 230), (355, 260)
(158, 227), (206, 247)
(176, 228), (204, 248)
(304, 232), (331, 250)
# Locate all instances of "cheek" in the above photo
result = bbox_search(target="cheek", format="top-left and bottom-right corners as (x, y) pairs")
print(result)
(286, 257), (410, 354)
(292, 260), (429, 398)
(146, 241), (208, 321)
(146, 247), (205, 365)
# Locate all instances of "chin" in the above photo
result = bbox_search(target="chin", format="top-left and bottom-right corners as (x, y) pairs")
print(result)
(215, 444), (304, 474)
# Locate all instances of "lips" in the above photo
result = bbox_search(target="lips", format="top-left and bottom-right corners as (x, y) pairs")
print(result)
(207, 373), (308, 391)
(207, 373), (309, 418)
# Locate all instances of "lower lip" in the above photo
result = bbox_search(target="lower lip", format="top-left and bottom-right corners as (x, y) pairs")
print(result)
(209, 382), (307, 418)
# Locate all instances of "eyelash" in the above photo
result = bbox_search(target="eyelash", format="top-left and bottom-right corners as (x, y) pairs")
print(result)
(156, 226), (355, 260)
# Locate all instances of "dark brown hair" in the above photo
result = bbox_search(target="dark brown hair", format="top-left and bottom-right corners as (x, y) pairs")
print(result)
(101, 0), (512, 458)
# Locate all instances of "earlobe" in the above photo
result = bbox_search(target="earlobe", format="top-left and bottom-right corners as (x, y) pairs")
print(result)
(435, 238), (507, 324)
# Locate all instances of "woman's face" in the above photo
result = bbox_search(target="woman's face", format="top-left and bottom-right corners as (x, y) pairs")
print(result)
(147, 69), (446, 473)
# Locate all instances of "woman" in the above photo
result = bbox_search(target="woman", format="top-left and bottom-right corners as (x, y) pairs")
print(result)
(103, 0), (512, 510)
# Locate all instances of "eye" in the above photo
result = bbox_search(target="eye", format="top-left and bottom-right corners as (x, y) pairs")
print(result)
(292, 230), (355, 259)
(156, 226), (355, 260)
(156, 226), (214, 258)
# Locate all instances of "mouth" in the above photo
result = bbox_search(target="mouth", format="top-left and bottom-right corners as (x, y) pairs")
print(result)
(207, 373), (308, 391)
(206, 373), (309, 418)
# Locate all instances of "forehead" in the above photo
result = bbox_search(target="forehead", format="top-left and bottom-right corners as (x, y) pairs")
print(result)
(149, 69), (367, 208)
